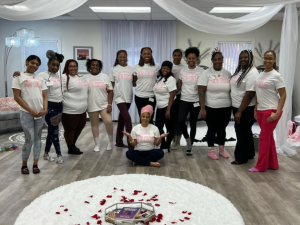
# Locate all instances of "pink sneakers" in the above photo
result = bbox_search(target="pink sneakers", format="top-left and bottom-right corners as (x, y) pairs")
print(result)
(219, 146), (229, 158)
(207, 147), (218, 160)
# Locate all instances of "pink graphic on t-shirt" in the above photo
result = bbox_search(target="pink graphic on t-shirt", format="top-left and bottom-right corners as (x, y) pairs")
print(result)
(138, 68), (155, 77)
(182, 72), (199, 82)
(172, 69), (180, 79)
(50, 77), (61, 86)
(117, 71), (132, 81)
(137, 132), (155, 143)
(24, 78), (42, 88)
(230, 75), (239, 84)
(75, 80), (88, 87)
(255, 77), (268, 89)
(211, 75), (229, 84)
(154, 82), (164, 91)
(88, 79), (105, 88)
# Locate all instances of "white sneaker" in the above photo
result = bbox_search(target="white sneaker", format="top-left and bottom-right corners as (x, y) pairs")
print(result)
(94, 146), (100, 152)
(56, 155), (64, 164)
(106, 142), (113, 151)
(44, 154), (55, 162)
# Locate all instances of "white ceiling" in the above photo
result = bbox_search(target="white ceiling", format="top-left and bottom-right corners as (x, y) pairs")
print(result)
(49, 0), (300, 21)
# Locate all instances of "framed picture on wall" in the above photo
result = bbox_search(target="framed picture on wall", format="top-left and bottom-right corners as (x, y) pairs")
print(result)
(73, 46), (93, 74)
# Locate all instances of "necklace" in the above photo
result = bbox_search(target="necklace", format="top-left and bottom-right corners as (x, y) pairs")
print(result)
(213, 68), (222, 77)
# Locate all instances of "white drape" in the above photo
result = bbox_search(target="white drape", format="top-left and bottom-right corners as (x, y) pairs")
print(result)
(101, 21), (176, 123)
(218, 42), (252, 74)
(153, 0), (283, 35)
(200, 0), (300, 6)
(0, 0), (87, 21)
(275, 3), (298, 156)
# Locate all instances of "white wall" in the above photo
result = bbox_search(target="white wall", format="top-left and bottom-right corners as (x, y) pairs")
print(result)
(0, 20), (102, 97)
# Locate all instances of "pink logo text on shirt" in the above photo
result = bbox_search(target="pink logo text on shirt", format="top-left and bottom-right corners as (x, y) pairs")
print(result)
(75, 80), (88, 87)
(182, 72), (199, 82)
(255, 78), (268, 89)
(117, 71), (132, 81)
(24, 78), (42, 88)
(138, 68), (155, 77)
(137, 132), (155, 143)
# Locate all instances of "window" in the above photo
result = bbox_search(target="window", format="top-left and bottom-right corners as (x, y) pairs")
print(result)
(21, 37), (61, 74)
(215, 38), (255, 74)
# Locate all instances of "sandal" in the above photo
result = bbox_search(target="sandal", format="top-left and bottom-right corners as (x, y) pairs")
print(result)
(32, 166), (40, 174)
(231, 161), (239, 165)
(21, 166), (29, 175)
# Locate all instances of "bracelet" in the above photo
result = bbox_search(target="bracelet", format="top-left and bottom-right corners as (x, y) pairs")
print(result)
(107, 104), (112, 106)
(129, 139), (135, 144)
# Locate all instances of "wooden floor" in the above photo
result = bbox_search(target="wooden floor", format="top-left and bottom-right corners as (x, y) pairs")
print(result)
(1, 122), (300, 225)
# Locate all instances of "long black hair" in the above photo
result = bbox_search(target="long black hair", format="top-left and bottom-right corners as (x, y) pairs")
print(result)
(86, 59), (103, 74)
(114, 50), (127, 67)
(264, 50), (277, 70)
(232, 50), (254, 86)
(157, 69), (174, 83)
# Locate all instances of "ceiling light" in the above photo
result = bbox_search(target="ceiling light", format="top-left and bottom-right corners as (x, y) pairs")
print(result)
(210, 7), (260, 13)
(90, 7), (151, 13)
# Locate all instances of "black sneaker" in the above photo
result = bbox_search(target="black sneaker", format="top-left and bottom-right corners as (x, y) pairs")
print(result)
(68, 145), (83, 155)
(186, 149), (193, 156)
(32, 166), (40, 174)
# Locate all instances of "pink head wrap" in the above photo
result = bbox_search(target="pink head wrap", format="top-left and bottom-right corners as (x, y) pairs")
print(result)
(141, 105), (153, 117)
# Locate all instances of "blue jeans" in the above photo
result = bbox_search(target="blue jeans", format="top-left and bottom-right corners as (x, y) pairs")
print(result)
(45, 101), (63, 155)
(126, 149), (164, 166)
(20, 111), (45, 161)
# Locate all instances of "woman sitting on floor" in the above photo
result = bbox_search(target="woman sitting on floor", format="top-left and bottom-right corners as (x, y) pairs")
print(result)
(123, 105), (167, 167)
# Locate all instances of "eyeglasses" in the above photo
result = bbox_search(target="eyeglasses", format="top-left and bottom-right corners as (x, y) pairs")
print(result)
(68, 66), (78, 68)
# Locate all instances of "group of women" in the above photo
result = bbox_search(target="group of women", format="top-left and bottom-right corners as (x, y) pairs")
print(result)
(12, 45), (286, 173)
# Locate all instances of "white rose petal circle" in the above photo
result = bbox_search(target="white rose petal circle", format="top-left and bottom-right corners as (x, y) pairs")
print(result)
(15, 174), (244, 225)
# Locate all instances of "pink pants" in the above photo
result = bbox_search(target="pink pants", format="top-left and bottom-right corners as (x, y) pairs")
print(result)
(256, 110), (282, 171)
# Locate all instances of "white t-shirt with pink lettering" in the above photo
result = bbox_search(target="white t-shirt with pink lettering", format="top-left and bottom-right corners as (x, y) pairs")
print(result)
(153, 76), (177, 109)
(39, 71), (63, 103)
(131, 124), (160, 151)
(197, 67), (231, 108)
(255, 69), (285, 111)
(133, 63), (160, 98)
(12, 72), (47, 113)
(172, 64), (186, 95)
(179, 66), (204, 102)
(230, 68), (258, 108)
(62, 74), (88, 114)
(109, 65), (133, 104)
(86, 73), (113, 112)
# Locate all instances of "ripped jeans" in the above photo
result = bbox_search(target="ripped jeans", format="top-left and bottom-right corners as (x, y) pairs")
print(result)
(45, 101), (63, 155)
(20, 111), (45, 161)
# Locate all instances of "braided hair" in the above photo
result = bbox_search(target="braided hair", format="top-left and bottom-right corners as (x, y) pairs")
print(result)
(114, 50), (128, 67)
(232, 50), (255, 86)
(138, 47), (155, 66)
(264, 50), (277, 70)
(86, 59), (103, 74)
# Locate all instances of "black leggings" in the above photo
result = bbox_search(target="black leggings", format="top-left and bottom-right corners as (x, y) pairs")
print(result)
(232, 106), (256, 163)
(178, 100), (200, 144)
(126, 149), (164, 166)
(155, 107), (173, 149)
(135, 95), (156, 124)
(171, 94), (182, 135)
(205, 106), (231, 147)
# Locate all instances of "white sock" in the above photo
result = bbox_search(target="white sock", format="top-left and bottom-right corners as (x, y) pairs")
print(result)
(94, 137), (100, 147)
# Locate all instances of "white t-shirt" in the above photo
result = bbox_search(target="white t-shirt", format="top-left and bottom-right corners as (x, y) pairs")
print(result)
(39, 71), (63, 103)
(62, 74), (88, 114)
(109, 65), (133, 104)
(197, 67), (231, 108)
(179, 66), (204, 102)
(230, 68), (259, 108)
(153, 76), (177, 109)
(172, 64), (186, 95)
(86, 73), (113, 112)
(131, 124), (160, 151)
(133, 63), (160, 98)
(255, 69), (285, 111)
(12, 72), (47, 113)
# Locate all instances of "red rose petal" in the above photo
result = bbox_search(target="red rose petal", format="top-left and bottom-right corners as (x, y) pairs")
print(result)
(89, 195), (93, 198)
(84, 201), (90, 204)
(87, 222), (90, 225)
(179, 219), (184, 222)
(157, 213), (163, 219)
(64, 208), (68, 212)
(114, 187), (117, 190)
(138, 199), (144, 201)
(60, 205), (64, 207)
(55, 212), (60, 214)
(100, 199), (106, 205)
(155, 204), (160, 207)
(169, 202), (176, 204)
(157, 219), (161, 222)
(188, 212), (192, 215)
(184, 217), (190, 220)
(130, 199), (134, 202)
(121, 189), (125, 191)
(98, 210), (102, 213)
(97, 220), (102, 224)
(151, 217), (156, 222)
(106, 195), (112, 198)
(143, 193), (147, 196)
(182, 211), (187, 214)
(171, 222), (177, 224)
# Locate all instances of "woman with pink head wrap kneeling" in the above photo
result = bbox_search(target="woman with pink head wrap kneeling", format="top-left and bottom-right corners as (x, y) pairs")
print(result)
(123, 105), (167, 167)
